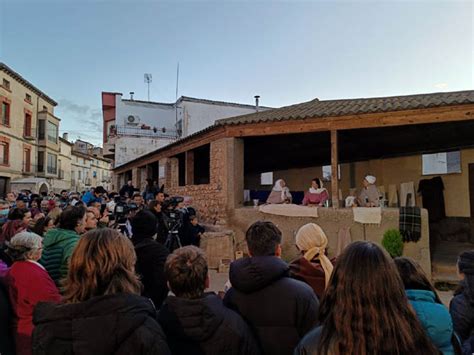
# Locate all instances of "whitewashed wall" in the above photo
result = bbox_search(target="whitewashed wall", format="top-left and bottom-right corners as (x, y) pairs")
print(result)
(115, 136), (175, 167)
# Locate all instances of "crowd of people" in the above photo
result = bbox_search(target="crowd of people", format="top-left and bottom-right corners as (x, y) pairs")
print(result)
(0, 180), (473, 354)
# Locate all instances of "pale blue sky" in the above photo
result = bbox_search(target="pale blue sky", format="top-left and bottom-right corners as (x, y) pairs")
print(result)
(0, 0), (472, 145)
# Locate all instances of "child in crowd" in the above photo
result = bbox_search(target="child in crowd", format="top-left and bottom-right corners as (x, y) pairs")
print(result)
(188, 215), (205, 247)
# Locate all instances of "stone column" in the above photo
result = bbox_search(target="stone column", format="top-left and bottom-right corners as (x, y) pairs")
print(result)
(131, 167), (140, 189)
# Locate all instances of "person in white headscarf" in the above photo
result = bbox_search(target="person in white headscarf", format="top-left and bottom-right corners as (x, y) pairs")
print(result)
(357, 175), (380, 207)
(266, 179), (292, 204)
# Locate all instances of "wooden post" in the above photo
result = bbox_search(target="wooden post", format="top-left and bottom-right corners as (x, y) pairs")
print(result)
(331, 130), (339, 208)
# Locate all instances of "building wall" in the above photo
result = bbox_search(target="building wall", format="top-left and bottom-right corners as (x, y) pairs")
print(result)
(115, 136), (175, 167)
(57, 139), (72, 191)
(183, 101), (260, 136)
(244, 147), (474, 218)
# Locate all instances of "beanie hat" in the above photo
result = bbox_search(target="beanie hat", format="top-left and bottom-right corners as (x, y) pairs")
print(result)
(131, 210), (157, 239)
(458, 251), (474, 275)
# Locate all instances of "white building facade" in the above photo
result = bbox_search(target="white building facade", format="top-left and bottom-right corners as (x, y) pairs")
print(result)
(102, 93), (269, 167)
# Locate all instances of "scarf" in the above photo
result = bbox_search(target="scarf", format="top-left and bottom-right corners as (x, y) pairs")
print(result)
(272, 179), (289, 201)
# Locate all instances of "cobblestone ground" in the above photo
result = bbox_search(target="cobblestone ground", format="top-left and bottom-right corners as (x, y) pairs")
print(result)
(208, 270), (455, 307)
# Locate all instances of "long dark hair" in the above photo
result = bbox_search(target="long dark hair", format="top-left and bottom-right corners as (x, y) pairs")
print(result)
(31, 216), (53, 237)
(57, 205), (86, 231)
(394, 257), (442, 303)
(317, 241), (438, 355)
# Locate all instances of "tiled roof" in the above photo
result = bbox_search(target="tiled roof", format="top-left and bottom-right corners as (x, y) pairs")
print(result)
(216, 90), (474, 126)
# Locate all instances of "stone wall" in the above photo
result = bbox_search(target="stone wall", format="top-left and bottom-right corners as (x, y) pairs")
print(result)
(166, 138), (231, 225)
(229, 207), (432, 277)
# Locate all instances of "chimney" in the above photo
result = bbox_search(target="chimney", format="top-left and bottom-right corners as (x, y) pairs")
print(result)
(254, 95), (260, 112)
(62, 132), (69, 141)
(130, 92), (135, 100)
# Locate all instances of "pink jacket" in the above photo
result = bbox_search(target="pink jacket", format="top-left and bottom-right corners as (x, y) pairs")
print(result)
(302, 190), (329, 206)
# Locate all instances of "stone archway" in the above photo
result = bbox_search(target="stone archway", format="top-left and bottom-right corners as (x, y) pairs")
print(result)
(39, 183), (49, 195)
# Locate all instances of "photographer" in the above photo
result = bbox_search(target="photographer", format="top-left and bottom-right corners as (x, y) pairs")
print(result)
(161, 197), (186, 252)
(148, 201), (167, 245)
(110, 197), (139, 238)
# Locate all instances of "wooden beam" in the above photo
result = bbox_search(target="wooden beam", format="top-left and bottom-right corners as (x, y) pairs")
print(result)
(224, 105), (474, 137)
(331, 130), (339, 208)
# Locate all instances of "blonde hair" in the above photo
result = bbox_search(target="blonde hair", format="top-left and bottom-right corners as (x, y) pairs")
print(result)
(62, 228), (141, 303)
(8, 231), (42, 261)
(295, 223), (334, 287)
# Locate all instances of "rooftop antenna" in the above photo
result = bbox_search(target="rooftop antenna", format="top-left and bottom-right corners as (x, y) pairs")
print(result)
(175, 62), (180, 101)
(144, 73), (152, 101)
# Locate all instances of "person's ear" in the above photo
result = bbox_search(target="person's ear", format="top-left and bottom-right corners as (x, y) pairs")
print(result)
(205, 273), (210, 290)
(275, 244), (282, 257)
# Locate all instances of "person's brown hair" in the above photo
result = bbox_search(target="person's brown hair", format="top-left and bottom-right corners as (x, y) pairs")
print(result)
(394, 256), (442, 303)
(62, 228), (141, 303)
(165, 246), (208, 299)
(317, 241), (438, 355)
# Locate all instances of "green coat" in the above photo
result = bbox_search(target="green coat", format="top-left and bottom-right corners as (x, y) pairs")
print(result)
(39, 228), (79, 287)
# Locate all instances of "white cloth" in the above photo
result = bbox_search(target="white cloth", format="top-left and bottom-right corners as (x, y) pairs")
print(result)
(400, 182), (416, 207)
(259, 204), (319, 218)
(353, 207), (382, 225)
(309, 187), (327, 194)
(365, 175), (376, 184)
(272, 179), (291, 201)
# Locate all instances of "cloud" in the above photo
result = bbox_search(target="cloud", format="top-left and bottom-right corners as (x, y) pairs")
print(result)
(434, 83), (448, 89)
(56, 98), (103, 145)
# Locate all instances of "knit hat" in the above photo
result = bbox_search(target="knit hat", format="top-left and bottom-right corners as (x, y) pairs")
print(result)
(131, 210), (157, 239)
(458, 251), (474, 275)
(295, 223), (334, 288)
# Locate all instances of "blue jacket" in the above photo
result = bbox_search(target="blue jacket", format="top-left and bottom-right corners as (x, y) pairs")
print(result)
(407, 289), (454, 355)
(82, 191), (100, 206)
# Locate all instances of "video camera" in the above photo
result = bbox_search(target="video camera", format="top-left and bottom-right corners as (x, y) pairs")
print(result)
(111, 196), (139, 223)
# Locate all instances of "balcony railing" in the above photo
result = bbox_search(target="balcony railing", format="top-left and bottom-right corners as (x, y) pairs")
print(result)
(47, 166), (57, 175)
(58, 169), (65, 179)
(113, 125), (178, 139)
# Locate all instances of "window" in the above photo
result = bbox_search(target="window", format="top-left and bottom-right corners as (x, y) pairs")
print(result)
(2, 79), (10, 90)
(42, 105), (47, 112)
(1, 101), (10, 126)
(47, 121), (58, 143)
(24, 113), (32, 137)
(25, 93), (32, 103)
(177, 153), (186, 186)
(422, 151), (461, 175)
(0, 141), (9, 165)
(38, 120), (45, 140)
(23, 148), (31, 172)
(322, 165), (341, 181)
(260, 172), (273, 185)
(37, 151), (44, 172)
(193, 144), (210, 185)
(78, 170), (82, 179)
(47, 153), (57, 174)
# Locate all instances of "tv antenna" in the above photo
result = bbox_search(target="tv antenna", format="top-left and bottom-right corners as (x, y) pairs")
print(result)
(144, 73), (152, 101)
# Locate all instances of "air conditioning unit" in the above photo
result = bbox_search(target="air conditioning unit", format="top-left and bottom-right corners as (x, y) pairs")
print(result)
(126, 115), (140, 126)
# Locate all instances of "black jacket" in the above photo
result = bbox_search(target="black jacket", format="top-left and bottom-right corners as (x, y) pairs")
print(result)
(119, 184), (135, 198)
(294, 326), (322, 354)
(133, 237), (169, 309)
(223, 256), (319, 355)
(158, 293), (260, 355)
(32, 293), (171, 355)
(450, 284), (474, 349)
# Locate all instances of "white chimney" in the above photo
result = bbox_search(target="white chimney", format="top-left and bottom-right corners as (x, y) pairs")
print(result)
(130, 92), (135, 100)
(254, 95), (260, 112)
(62, 132), (69, 141)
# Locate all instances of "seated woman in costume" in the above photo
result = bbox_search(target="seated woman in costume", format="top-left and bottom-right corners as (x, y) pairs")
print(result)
(302, 178), (329, 207)
(266, 179), (292, 204)
(356, 175), (380, 207)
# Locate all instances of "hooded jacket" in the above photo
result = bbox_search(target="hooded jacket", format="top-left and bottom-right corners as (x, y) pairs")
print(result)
(450, 283), (474, 352)
(223, 256), (319, 355)
(158, 293), (260, 355)
(39, 228), (79, 286)
(407, 289), (454, 355)
(132, 237), (169, 310)
(32, 293), (171, 355)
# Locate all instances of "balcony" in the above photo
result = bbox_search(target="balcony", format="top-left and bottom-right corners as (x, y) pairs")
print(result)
(22, 163), (36, 175)
(114, 125), (178, 139)
(47, 166), (57, 175)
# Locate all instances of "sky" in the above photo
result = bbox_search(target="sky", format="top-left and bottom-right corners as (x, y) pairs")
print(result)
(0, 0), (472, 146)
